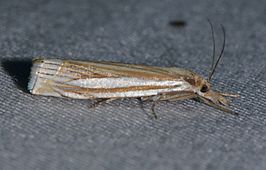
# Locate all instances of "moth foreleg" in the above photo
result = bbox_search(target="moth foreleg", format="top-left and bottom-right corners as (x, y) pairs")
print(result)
(165, 93), (197, 101)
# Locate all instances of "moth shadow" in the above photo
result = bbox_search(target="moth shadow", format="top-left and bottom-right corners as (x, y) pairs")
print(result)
(1, 58), (33, 93)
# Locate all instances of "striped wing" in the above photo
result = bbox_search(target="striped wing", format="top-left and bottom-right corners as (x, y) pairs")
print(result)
(28, 59), (193, 99)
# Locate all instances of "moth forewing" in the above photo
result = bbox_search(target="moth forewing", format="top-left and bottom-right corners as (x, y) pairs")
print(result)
(28, 59), (195, 99)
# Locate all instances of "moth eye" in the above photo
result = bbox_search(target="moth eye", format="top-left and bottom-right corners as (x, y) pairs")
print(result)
(200, 85), (209, 93)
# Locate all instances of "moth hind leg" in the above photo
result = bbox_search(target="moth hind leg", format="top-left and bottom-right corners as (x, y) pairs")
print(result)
(88, 98), (117, 108)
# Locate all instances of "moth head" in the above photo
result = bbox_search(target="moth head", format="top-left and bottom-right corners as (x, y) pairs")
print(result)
(198, 80), (228, 105)
(194, 79), (239, 114)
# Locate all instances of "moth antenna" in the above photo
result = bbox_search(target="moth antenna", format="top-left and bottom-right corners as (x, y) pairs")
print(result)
(208, 24), (226, 81)
(207, 19), (216, 77)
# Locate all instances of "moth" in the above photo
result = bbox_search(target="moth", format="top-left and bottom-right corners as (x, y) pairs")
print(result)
(28, 23), (239, 118)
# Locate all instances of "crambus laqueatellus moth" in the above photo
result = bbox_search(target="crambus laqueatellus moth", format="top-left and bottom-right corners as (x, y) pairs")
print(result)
(28, 24), (239, 118)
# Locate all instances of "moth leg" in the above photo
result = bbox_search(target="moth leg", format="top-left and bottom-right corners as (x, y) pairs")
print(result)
(88, 98), (116, 108)
(141, 94), (194, 119)
(150, 93), (196, 119)
(149, 95), (162, 119)
(137, 98), (156, 119)
(137, 98), (145, 110)
(140, 96), (150, 101)
(141, 93), (193, 119)
(165, 93), (197, 101)
(151, 101), (158, 119)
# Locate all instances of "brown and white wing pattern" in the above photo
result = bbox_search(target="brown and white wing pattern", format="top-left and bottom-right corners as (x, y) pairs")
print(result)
(28, 59), (193, 99)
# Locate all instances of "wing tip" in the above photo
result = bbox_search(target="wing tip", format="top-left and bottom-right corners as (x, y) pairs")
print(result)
(28, 58), (43, 93)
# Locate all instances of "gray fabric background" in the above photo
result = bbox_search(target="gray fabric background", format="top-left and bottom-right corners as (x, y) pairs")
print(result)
(0, 0), (265, 169)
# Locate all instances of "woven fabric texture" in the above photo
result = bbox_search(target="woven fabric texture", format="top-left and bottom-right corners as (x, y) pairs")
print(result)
(0, 0), (265, 169)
